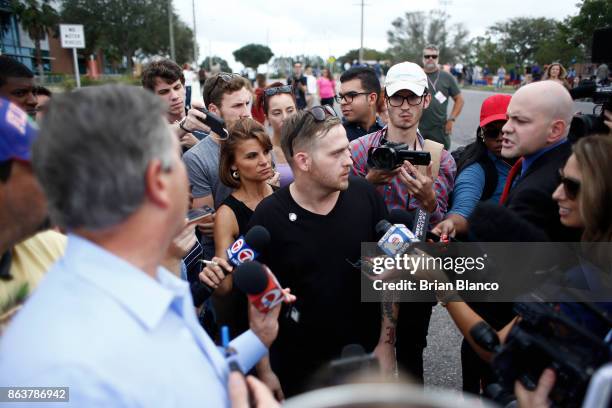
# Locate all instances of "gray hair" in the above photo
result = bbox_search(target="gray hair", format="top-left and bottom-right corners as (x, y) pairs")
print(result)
(423, 44), (439, 52)
(32, 84), (174, 230)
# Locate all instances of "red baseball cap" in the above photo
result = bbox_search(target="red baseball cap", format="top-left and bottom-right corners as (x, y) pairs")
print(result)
(479, 94), (511, 127)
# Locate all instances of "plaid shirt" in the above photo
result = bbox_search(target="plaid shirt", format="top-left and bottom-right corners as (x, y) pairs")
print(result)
(350, 127), (456, 225)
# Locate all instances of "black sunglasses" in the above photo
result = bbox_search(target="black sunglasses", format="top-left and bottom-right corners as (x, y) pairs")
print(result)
(264, 85), (293, 97)
(424, 54), (438, 59)
(205, 72), (241, 104)
(480, 126), (504, 139)
(286, 105), (336, 157)
(558, 169), (581, 200)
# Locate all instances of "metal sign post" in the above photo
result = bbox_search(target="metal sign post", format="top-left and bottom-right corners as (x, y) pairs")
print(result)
(59, 24), (85, 88)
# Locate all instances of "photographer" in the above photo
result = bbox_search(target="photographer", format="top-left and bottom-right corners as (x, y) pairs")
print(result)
(350, 61), (456, 382)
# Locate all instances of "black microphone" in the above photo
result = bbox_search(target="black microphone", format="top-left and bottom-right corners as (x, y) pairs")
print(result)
(190, 225), (271, 307)
(467, 202), (548, 242)
(569, 82), (597, 100)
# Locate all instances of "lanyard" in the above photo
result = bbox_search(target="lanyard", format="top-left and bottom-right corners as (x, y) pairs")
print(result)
(427, 71), (440, 94)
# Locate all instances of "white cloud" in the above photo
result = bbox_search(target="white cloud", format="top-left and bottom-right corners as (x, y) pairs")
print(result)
(173, 0), (580, 71)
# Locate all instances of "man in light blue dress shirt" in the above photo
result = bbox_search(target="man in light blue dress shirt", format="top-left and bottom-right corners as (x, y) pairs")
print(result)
(0, 85), (286, 407)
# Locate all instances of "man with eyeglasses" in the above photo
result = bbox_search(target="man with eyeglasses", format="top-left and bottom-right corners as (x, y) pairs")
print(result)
(247, 105), (389, 397)
(338, 66), (385, 142)
(419, 45), (464, 150)
(183, 73), (253, 260)
(350, 61), (456, 382)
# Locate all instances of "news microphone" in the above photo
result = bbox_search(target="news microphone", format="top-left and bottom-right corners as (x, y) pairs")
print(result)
(387, 209), (452, 242)
(233, 261), (284, 313)
(226, 225), (271, 266)
(190, 225), (271, 307)
(375, 218), (417, 257)
(569, 82), (597, 100)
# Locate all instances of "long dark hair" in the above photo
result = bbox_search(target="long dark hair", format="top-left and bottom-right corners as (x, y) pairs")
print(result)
(454, 129), (499, 201)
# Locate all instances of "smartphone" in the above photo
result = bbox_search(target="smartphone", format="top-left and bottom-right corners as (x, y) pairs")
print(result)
(186, 206), (215, 224)
(194, 107), (229, 138)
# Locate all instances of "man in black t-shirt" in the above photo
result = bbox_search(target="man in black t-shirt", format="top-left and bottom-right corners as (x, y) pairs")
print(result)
(248, 106), (389, 397)
(287, 62), (308, 110)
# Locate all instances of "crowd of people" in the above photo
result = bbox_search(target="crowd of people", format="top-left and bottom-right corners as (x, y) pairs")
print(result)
(1, 44), (611, 408)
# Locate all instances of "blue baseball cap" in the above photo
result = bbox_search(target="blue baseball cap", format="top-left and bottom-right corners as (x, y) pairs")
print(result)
(0, 97), (39, 162)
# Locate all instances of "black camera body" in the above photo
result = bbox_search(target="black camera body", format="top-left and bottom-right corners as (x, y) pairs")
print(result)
(569, 26), (612, 141)
(569, 81), (612, 141)
(472, 298), (612, 407)
(367, 141), (431, 170)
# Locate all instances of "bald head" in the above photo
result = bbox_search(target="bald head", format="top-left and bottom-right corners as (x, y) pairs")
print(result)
(514, 81), (573, 128)
(501, 81), (574, 158)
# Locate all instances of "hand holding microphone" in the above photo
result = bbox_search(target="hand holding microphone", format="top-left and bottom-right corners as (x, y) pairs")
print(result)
(233, 261), (296, 348)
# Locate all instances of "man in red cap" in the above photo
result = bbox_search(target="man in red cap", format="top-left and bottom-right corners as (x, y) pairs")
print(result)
(0, 98), (66, 333)
(433, 94), (514, 238)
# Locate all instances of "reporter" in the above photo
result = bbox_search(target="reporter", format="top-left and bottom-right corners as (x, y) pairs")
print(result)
(433, 94), (513, 238)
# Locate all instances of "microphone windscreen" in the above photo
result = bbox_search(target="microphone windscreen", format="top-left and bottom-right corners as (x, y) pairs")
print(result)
(468, 202), (549, 242)
(244, 225), (271, 253)
(387, 209), (416, 226)
(233, 260), (268, 295)
(569, 82), (596, 100)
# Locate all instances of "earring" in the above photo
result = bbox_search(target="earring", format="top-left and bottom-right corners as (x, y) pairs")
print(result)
(231, 170), (240, 180)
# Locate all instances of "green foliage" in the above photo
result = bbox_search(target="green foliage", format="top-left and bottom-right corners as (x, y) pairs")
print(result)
(200, 56), (231, 73)
(11, 0), (59, 76)
(386, 9), (470, 64)
(565, 0), (612, 57)
(338, 48), (391, 64)
(60, 0), (194, 72)
(487, 17), (558, 66)
(232, 43), (273, 71)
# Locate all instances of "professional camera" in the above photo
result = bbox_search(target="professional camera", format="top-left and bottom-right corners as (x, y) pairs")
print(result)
(471, 295), (612, 407)
(367, 140), (431, 170)
(569, 27), (612, 141)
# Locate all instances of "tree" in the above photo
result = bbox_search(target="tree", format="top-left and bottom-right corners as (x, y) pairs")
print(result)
(339, 48), (391, 64)
(233, 43), (273, 72)
(60, 0), (194, 73)
(386, 9), (470, 64)
(565, 0), (612, 59)
(468, 36), (509, 70)
(200, 56), (231, 73)
(11, 0), (59, 78)
(487, 17), (558, 65)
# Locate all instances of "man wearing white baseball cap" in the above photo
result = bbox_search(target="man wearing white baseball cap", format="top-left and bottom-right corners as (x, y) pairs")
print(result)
(350, 61), (456, 381)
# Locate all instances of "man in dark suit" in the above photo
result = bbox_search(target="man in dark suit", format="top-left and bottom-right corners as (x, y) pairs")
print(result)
(500, 80), (581, 241)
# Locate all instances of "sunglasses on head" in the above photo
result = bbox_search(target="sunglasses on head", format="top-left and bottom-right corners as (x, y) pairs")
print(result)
(286, 105), (337, 157)
(264, 85), (293, 97)
(205, 72), (242, 103)
(558, 168), (581, 200)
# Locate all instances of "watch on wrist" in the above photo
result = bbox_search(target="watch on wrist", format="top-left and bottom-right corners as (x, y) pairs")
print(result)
(179, 117), (192, 133)
(448, 117), (456, 122)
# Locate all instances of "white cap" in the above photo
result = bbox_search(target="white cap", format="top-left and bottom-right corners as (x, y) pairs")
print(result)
(384, 62), (428, 97)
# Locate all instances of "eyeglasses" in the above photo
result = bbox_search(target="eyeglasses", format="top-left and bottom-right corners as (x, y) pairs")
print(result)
(264, 85), (293, 97)
(387, 93), (425, 107)
(480, 126), (504, 139)
(335, 91), (370, 104)
(286, 105), (337, 157)
(558, 169), (581, 200)
(423, 55), (438, 59)
(205, 72), (242, 104)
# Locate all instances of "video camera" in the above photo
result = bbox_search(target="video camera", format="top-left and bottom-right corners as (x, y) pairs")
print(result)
(471, 294), (612, 407)
(367, 140), (431, 170)
(569, 27), (612, 141)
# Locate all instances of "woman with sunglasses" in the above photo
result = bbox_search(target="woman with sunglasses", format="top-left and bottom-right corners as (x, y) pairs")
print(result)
(433, 94), (514, 238)
(260, 82), (298, 188)
(317, 68), (336, 107)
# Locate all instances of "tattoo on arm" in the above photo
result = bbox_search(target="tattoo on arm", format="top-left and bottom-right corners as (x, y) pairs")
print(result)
(382, 302), (397, 326)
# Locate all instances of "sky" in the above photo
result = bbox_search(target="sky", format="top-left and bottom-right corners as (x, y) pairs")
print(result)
(174, 0), (582, 72)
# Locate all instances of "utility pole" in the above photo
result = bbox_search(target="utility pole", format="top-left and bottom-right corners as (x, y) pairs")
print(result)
(359, 0), (364, 64)
(192, 0), (197, 64)
(168, 0), (176, 61)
